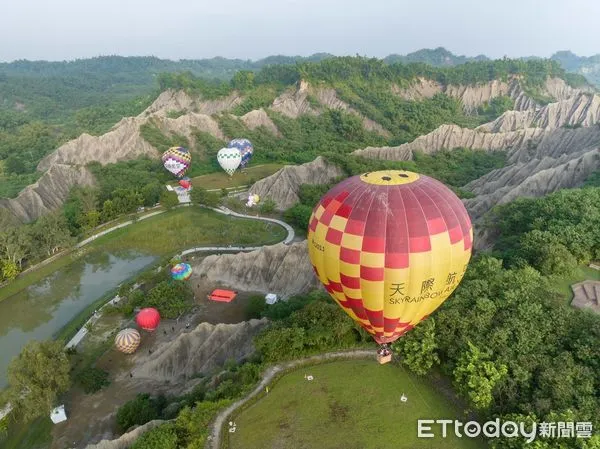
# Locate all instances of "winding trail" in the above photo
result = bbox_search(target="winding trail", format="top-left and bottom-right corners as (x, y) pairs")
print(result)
(207, 350), (374, 449)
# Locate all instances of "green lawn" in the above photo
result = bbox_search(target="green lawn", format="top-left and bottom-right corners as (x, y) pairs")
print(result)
(549, 265), (600, 304)
(188, 163), (283, 190)
(1, 416), (53, 449)
(226, 360), (485, 449)
(90, 206), (286, 254)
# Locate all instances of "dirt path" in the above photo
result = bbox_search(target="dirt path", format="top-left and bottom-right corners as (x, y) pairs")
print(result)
(207, 349), (374, 449)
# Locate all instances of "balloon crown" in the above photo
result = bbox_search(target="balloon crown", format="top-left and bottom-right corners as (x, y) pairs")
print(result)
(360, 170), (420, 186)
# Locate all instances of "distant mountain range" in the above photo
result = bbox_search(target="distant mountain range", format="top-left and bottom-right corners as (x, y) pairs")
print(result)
(3, 47), (599, 86)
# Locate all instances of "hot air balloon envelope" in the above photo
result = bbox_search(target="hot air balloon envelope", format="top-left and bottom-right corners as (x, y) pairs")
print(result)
(136, 307), (161, 331)
(217, 148), (242, 176)
(227, 138), (254, 168)
(115, 328), (141, 354)
(307, 170), (473, 345)
(162, 147), (191, 178)
(171, 263), (192, 281)
(179, 179), (191, 189)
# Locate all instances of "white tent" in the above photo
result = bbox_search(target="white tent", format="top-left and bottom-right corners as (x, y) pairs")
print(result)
(166, 185), (174, 191)
(50, 405), (67, 424)
(265, 293), (278, 305)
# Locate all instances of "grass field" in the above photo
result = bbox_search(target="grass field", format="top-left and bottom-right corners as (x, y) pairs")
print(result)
(550, 265), (600, 304)
(226, 360), (485, 449)
(188, 163), (283, 190)
(91, 206), (286, 254)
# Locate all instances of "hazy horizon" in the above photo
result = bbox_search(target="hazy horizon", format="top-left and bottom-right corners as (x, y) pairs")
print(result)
(3, 0), (600, 63)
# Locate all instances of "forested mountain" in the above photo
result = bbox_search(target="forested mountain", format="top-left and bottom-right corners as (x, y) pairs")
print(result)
(551, 50), (600, 86)
(384, 47), (489, 66)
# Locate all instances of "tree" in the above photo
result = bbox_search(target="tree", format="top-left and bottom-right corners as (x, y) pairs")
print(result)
(7, 340), (71, 422)
(159, 190), (179, 209)
(230, 70), (255, 91)
(284, 203), (313, 230)
(453, 341), (508, 410)
(117, 393), (166, 432)
(101, 199), (117, 222)
(245, 295), (268, 319)
(190, 187), (220, 208)
(146, 281), (192, 318)
(30, 212), (74, 257)
(0, 224), (30, 269)
(142, 183), (162, 206)
(3, 156), (26, 175)
(0, 260), (19, 281)
(130, 423), (178, 449)
(112, 189), (144, 215)
(392, 318), (440, 376)
(517, 230), (577, 276)
(175, 400), (231, 449)
(259, 198), (277, 214)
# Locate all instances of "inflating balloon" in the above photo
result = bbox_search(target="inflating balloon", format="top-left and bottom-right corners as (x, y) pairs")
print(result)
(246, 193), (260, 207)
(171, 263), (192, 281)
(179, 178), (192, 189)
(115, 328), (141, 354)
(307, 170), (472, 346)
(162, 147), (191, 178)
(227, 138), (254, 169)
(136, 308), (161, 331)
(217, 147), (242, 176)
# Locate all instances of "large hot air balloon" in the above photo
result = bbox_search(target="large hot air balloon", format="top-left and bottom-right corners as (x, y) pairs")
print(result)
(227, 138), (253, 169)
(171, 263), (192, 281)
(115, 328), (141, 354)
(217, 148), (242, 176)
(307, 170), (472, 352)
(162, 147), (191, 178)
(136, 308), (161, 331)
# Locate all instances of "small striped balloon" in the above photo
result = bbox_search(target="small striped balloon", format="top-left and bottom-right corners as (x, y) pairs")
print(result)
(115, 328), (141, 354)
(171, 263), (192, 281)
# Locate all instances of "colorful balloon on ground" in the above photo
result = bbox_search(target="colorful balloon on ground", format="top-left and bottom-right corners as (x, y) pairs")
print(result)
(179, 177), (192, 189)
(307, 170), (473, 345)
(162, 147), (191, 178)
(136, 308), (161, 331)
(246, 193), (260, 207)
(227, 138), (254, 169)
(171, 263), (192, 281)
(115, 328), (141, 354)
(217, 148), (242, 176)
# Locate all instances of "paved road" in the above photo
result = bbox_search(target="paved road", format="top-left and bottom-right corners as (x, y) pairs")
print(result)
(207, 350), (374, 449)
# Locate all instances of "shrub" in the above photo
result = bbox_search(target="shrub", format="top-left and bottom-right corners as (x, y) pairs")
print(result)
(78, 367), (110, 394)
(116, 393), (167, 432)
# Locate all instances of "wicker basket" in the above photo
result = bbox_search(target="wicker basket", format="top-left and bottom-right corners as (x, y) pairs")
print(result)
(377, 353), (392, 364)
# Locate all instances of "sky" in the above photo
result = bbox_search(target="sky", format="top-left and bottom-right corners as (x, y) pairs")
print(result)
(2, 0), (600, 62)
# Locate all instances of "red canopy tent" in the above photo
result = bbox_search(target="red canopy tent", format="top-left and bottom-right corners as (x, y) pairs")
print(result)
(208, 289), (237, 303)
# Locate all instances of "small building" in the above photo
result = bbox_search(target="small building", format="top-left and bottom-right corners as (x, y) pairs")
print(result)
(265, 293), (278, 305)
(50, 405), (67, 424)
(208, 289), (237, 303)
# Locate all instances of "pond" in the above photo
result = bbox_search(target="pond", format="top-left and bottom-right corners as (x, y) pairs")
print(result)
(0, 250), (156, 388)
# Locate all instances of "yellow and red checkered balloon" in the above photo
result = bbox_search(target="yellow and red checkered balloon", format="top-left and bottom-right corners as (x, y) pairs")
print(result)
(307, 170), (473, 344)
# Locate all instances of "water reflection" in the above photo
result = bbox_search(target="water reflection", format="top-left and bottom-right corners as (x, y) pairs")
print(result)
(0, 250), (155, 388)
